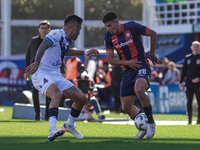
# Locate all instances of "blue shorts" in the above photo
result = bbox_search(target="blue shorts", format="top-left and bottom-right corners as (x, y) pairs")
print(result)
(120, 67), (151, 97)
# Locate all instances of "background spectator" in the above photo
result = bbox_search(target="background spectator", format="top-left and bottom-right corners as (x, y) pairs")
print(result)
(111, 65), (123, 113)
(23, 20), (51, 121)
(162, 61), (180, 85)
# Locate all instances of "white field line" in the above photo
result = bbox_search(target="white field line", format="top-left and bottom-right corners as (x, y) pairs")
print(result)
(102, 120), (197, 125)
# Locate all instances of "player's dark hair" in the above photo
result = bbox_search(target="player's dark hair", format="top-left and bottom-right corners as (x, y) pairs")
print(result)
(39, 20), (51, 28)
(64, 14), (83, 26)
(102, 12), (118, 23)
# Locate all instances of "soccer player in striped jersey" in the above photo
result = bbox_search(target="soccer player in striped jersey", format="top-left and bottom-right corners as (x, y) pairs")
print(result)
(25, 14), (99, 141)
(103, 12), (161, 139)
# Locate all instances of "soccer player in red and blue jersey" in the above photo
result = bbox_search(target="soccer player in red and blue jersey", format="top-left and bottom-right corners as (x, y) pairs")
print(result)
(103, 12), (161, 139)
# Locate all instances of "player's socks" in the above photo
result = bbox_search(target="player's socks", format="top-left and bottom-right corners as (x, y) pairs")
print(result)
(66, 107), (81, 128)
(48, 108), (65, 141)
(49, 108), (58, 131)
(143, 105), (154, 123)
(63, 107), (83, 139)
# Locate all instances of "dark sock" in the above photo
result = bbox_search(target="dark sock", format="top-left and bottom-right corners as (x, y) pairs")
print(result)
(143, 105), (154, 123)
(71, 107), (81, 117)
(49, 108), (58, 119)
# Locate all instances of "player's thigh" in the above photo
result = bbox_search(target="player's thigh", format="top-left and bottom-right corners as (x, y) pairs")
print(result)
(46, 83), (62, 100)
(62, 86), (86, 102)
(121, 95), (136, 109)
(32, 71), (55, 95)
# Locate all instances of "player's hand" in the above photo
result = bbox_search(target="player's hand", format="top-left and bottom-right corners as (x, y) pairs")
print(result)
(23, 73), (29, 81)
(25, 61), (40, 76)
(150, 53), (161, 65)
(192, 77), (200, 83)
(127, 59), (142, 70)
(179, 83), (183, 90)
(86, 49), (99, 56)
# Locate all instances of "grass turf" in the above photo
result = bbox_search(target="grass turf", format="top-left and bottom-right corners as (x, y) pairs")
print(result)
(0, 106), (200, 150)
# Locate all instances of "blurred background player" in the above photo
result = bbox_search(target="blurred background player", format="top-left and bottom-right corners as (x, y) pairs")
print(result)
(64, 65), (105, 120)
(97, 61), (112, 107)
(111, 65), (123, 113)
(23, 20), (51, 121)
(65, 48), (82, 83)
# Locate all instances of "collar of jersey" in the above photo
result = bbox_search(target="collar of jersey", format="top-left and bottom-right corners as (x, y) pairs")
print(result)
(115, 24), (124, 35)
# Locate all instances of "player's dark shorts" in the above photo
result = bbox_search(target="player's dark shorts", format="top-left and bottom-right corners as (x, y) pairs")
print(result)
(120, 67), (151, 97)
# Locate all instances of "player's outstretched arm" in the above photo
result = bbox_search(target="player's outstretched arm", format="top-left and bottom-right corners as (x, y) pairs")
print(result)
(66, 48), (99, 56)
(146, 28), (161, 65)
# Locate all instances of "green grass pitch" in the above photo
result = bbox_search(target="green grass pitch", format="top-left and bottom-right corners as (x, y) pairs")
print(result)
(0, 106), (200, 150)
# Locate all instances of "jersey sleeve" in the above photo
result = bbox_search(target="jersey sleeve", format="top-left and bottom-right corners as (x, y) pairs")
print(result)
(128, 21), (147, 36)
(104, 32), (114, 51)
(44, 29), (61, 45)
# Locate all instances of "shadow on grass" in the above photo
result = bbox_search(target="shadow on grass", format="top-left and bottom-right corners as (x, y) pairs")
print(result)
(0, 136), (200, 150)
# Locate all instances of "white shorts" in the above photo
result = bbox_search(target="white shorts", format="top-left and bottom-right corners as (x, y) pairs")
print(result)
(32, 69), (74, 95)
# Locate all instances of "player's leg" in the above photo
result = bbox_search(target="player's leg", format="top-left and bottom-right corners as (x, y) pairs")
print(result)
(195, 87), (200, 124)
(45, 83), (66, 141)
(121, 95), (139, 118)
(32, 86), (41, 121)
(62, 85), (86, 139)
(45, 96), (51, 121)
(32, 71), (65, 141)
(134, 78), (155, 139)
(121, 95), (146, 139)
(90, 96), (105, 119)
(185, 87), (194, 124)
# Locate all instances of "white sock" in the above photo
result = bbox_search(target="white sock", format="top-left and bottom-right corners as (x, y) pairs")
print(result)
(49, 116), (57, 131)
(97, 113), (101, 117)
(66, 114), (77, 128)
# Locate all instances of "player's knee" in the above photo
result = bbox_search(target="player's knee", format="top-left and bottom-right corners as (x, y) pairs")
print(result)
(52, 91), (62, 101)
(134, 87), (144, 96)
(78, 94), (87, 106)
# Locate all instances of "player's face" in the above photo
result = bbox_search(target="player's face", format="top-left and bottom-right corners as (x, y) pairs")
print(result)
(104, 20), (120, 34)
(38, 24), (50, 38)
(72, 24), (82, 40)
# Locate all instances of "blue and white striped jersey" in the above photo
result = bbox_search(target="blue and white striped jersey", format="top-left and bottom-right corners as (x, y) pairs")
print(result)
(38, 28), (72, 71)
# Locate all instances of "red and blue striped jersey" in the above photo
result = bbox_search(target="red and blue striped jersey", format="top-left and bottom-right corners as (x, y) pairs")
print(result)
(104, 21), (150, 70)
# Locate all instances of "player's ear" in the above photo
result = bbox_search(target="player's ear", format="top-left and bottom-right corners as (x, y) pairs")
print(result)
(72, 25), (76, 30)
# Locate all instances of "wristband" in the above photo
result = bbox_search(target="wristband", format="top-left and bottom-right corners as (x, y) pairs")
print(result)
(84, 50), (89, 55)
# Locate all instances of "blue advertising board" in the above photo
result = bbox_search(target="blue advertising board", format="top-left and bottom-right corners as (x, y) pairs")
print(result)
(148, 83), (187, 114)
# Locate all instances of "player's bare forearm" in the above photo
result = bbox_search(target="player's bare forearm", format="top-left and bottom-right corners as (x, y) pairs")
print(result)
(65, 49), (84, 56)
(35, 40), (52, 63)
(66, 48), (99, 56)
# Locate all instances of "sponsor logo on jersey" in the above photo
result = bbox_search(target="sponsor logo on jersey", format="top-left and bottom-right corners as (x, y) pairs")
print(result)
(43, 78), (48, 84)
(115, 39), (133, 49)
(196, 59), (200, 65)
(52, 60), (61, 67)
(112, 38), (117, 42)
(53, 32), (57, 36)
(126, 33), (130, 37)
(187, 59), (191, 65)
